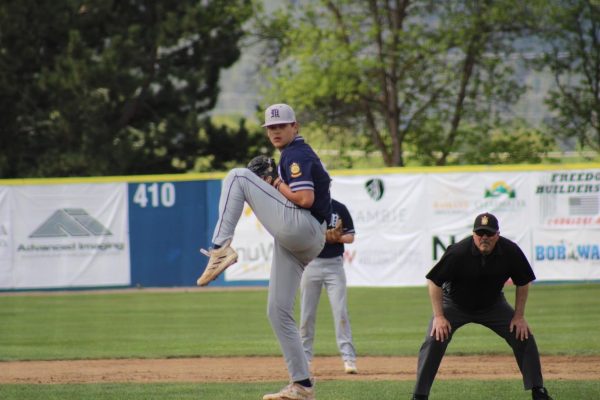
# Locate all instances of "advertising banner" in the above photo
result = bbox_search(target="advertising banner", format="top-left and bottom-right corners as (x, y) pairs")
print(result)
(4, 165), (596, 290)
(531, 169), (600, 281)
(533, 169), (600, 229)
(7, 183), (130, 289)
(218, 167), (600, 286)
(225, 203), (274, 281)
(426, 171), (532, 235)
(425, 171), (534, 264)
(331, 174), (428, 286)
(532, 229), (600, 281)
(330, 172), (536, 286)
(0, 187), (12, 287)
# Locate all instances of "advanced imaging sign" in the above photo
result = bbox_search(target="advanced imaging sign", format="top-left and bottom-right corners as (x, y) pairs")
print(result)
(29, 208), (112, 237)
(5, 184), (130, 289)
(17, 208), (125, 255)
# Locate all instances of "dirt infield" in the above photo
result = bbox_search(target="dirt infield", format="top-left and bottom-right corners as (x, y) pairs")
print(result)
(1, 355), (598, 384)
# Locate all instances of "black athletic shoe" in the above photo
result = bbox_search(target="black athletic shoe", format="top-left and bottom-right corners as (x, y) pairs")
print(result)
(532, 387), (553, 400)
(411, 395), (428, 400)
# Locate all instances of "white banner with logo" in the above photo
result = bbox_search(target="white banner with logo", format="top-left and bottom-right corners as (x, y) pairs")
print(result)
(331, 174), (428, 286)
(0, 187), (12, 287)
(533, 169), (600, 229)
(226, 203), (274, 281)
(223, 167), (600, 286)
(5, 183), (130, 289)
(530, 169), (600, 280)
(532, 229), (600, 281)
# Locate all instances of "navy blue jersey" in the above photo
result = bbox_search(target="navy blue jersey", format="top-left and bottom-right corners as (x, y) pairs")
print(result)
(318, 199), (355, 258)
(278, 136), (332, 223)
(426, 236), (536, 310)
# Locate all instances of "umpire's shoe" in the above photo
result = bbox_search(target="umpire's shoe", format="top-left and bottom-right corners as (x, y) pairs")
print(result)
(532, 387), (553, 400)
(262, 383), (315, 400)
(197, 239), (238, 286)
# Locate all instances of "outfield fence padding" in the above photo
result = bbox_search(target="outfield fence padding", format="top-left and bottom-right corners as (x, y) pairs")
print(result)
(0, 164), (599, 290)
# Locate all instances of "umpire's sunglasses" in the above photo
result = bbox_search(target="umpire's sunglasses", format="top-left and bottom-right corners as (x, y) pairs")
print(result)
(474, 230), (496, 237)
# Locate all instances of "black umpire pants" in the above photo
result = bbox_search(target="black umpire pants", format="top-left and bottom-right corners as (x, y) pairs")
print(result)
(413, 294), (544, 396)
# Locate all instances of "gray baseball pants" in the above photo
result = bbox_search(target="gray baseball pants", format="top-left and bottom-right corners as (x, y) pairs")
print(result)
(413, 294), (544, 396)
(300, 256), (356, 363)
(211, 168), (326, 382)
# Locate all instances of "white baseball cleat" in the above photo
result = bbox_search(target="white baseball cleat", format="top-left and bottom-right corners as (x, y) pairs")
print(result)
(344, 360), (358, 374)
(262, 382), (315, 400)
(196, 239), (238, 286)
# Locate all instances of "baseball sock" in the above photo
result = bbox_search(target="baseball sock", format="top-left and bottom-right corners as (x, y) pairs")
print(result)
(295, 379), (312, 388)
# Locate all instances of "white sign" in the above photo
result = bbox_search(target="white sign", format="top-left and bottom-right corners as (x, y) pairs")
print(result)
(332, 174), (428, 286)
(0, 187), (12, 287)
(6, 183), (130, 289)
(226, 203), (274, 281)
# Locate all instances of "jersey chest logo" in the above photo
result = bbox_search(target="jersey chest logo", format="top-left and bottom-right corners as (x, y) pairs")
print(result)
(290, 162), (302, 178)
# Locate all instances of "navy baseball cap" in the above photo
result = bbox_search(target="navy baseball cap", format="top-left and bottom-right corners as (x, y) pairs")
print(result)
(473, 212), (499, 233)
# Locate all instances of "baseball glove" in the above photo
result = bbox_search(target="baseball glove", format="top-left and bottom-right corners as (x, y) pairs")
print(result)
(247, 155), (278, 182)
(325, 218), (343, 244)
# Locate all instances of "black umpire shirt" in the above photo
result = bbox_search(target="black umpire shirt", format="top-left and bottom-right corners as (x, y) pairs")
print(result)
(426, 236), (536, 311)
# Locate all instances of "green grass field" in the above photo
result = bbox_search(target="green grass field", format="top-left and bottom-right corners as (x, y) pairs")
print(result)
(1, 283), (599, 399)
(2, 380), (600, 400)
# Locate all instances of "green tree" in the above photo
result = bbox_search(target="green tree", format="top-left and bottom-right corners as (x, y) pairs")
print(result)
(413, 0), (543, 166)
(194, 117), (272, 172)
(0, 0), (255, 178)
(459, 122), (554, 164)
(531, 0), (600, 153)
(253, 0), (547, 167)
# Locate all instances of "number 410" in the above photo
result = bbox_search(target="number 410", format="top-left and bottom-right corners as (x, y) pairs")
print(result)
(133, 183), (176, 208)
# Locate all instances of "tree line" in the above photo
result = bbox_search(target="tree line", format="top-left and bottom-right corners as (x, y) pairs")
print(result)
(1, 0), (598, 178)
(255, 0), (600, 168)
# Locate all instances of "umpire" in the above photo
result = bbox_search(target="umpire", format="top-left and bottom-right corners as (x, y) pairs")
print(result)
(411, 213), (553, 400)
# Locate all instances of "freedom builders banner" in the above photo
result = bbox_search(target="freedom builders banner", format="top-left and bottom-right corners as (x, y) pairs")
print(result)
(0, 183), (130, 289)
(226, 167), (600, 286)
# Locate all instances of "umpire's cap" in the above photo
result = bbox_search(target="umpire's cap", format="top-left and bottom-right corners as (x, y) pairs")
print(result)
(473, 212), (499, 233)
